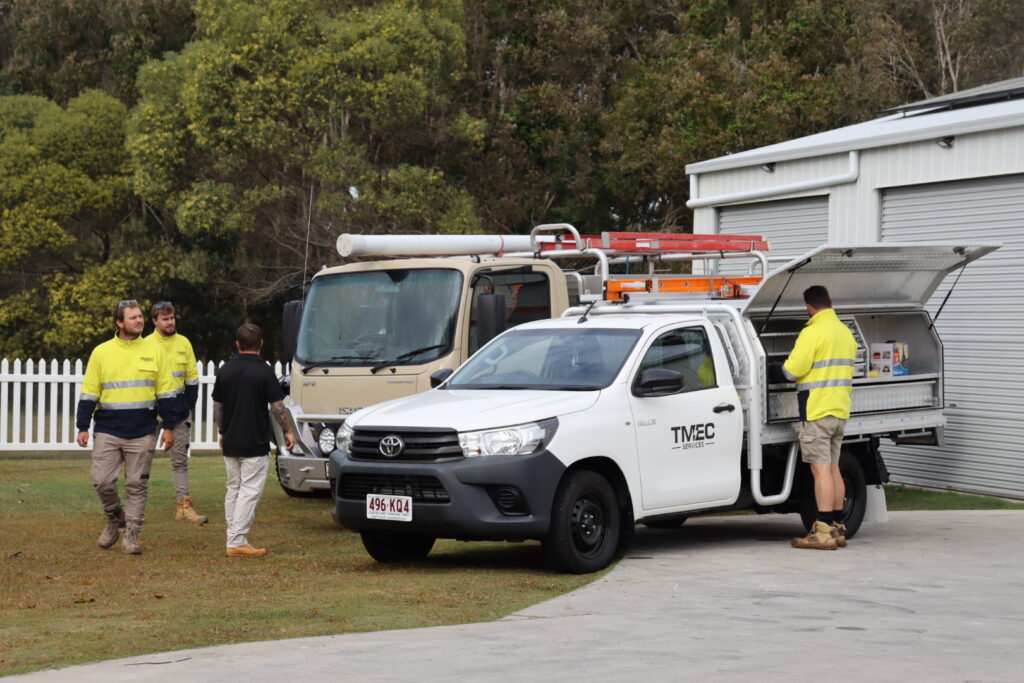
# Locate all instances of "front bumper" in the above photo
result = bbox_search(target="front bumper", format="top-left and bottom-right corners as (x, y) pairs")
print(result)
(276, 452), (332, 492)
(272, 405), (342, 493)
(330, 449), (565, 540)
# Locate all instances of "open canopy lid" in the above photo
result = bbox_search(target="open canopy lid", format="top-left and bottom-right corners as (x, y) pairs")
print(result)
(744, 242), (1001, 314)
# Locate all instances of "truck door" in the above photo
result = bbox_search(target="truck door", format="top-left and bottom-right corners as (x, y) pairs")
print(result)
(627, 324), (743, 510)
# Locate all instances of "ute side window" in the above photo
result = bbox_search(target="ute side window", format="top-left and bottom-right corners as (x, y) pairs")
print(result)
(636, 327), (717, 392)
(469, 271), (551, 354)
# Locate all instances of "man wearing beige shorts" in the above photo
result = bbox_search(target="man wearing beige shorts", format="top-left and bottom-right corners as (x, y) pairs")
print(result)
(770, 285), (858, 550)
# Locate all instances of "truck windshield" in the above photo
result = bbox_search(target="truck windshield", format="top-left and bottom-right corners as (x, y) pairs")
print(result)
(296, 269), (463, 367)
(446, 328), (642, 391)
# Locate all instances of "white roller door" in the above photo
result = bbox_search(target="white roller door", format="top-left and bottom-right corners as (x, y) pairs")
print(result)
(717, 196), (828, 274)
(881, 174), (1024, 499)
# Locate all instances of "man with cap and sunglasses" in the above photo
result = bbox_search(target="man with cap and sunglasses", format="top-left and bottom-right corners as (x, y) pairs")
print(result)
(146, 300), (207, 525)
(76, 299), (178, 554)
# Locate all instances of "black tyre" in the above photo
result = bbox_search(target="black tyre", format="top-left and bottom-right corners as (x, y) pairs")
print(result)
(275, 453), (329, 498)
(360, 530), (436, 563)
(800, 450), (867, 538)
(544, 470), (620, 574)
(642, 516), (689, 529)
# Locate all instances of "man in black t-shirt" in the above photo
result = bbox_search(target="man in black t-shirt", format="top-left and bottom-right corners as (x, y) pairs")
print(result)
(212, 323), (295, 557)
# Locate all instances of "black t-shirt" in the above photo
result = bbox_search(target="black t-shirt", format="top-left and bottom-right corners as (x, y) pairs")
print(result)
(212, 353), (284, 457)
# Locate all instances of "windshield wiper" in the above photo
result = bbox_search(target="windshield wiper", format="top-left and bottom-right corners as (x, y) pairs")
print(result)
(300, 355), (375, 373)
(370, 344), (447, 374)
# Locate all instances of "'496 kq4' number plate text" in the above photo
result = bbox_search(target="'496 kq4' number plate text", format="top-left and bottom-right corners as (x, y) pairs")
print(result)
(366, 494), (412, 522)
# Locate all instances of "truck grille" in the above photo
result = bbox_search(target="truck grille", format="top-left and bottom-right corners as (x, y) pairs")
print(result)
(339, 473), (449, 503)
(350, 427), (462, 461)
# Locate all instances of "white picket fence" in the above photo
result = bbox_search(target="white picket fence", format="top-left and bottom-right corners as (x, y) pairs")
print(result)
(0, 358), (289, 451)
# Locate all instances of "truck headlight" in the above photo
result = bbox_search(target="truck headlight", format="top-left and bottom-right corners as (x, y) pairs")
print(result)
(317, 426), (337, 455)
(458, 419), (557, 457)
(335, 423), (353, 453)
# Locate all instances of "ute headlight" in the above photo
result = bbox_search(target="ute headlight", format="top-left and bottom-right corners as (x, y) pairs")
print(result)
(335, 423), (353, 453)
(317, 425), (337, 455)
(458, 419), (557, 457)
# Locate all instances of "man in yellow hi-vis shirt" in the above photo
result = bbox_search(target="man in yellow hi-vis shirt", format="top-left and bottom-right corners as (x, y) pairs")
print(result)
(770, 285), (857, 550)
(147, 301), (207, 524)
(76, 300), (178, 554)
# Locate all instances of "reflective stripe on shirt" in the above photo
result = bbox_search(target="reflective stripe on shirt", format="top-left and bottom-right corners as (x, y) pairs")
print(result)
(811, 358), (855, 370)
(99, 400), (157, 410)
(101, 379), (156, 390)
(796, 378), (854, 391)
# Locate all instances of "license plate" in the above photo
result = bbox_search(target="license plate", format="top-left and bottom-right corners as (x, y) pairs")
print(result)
(366, 494), (412, 522)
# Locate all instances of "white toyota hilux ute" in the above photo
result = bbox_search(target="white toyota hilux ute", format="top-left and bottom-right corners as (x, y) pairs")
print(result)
(329, 242), (998, 573)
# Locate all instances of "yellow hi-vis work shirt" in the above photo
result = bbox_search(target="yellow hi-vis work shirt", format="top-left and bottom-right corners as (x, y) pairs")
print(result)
(782, 308), (858, 421)
(146, 331), (199, 422)
(76, 335), (178, 438)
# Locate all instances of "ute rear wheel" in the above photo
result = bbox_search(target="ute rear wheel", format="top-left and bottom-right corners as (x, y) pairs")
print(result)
(800, 450), (867, 538)
(544, 470), (620, 574)
(360, 530), (436, 563)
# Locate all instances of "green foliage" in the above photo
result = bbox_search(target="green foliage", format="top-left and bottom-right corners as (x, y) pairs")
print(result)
(128, 0), (482, 310)
(2, 0), (1024, 358)
(0, 91), (166, 358)
(0, 0), (195, 104)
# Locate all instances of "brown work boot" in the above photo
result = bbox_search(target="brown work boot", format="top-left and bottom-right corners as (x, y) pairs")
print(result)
(226, 543), (267, 557)
(122, 522), (143, 555)
(97, 507), (125, 549)
(791, 521), (838, 550)
(832, 522), (848, 547)
(176, 495), (209, 525)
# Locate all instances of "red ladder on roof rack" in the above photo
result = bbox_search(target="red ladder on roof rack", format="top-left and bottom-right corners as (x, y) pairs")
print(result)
(535, 231), (770, 255)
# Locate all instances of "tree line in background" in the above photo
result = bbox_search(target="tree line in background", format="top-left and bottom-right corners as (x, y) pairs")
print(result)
(2, 0), (1022, 360)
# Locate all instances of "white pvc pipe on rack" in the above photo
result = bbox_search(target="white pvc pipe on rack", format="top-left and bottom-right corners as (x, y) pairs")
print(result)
(336, 233), (535, 258)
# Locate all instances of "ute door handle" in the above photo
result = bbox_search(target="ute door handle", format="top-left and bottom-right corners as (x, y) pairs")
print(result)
(713, 403), (736, 413)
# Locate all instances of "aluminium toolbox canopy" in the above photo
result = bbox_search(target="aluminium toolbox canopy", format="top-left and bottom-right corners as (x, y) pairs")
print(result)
(744, 243), (1001, 314)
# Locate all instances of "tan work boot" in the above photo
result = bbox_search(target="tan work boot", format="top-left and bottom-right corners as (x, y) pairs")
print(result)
(832, 522), (848, 547)
(176, 495), (209, 525)
(122, 522), (143, 555)
(226, 543), (267, 557)
(791, 521), (838, 550)
(97, 507), (125, 549)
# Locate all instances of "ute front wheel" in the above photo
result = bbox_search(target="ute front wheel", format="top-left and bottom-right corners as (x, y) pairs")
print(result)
(544, 470), (620, 574)
(360, 530), (435, 563)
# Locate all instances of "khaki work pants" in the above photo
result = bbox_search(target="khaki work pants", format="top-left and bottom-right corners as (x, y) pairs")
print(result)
(224, 455), (269, 548)
(165, 415), (193, 498)
(90, 432), (158, 525)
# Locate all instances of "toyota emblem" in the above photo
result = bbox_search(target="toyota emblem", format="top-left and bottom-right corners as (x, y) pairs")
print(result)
(379, 435), (405, 458)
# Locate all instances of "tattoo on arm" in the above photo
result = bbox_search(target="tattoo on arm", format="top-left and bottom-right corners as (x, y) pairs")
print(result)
(213, 401), (223, 430)
(270, 400), (289, 430)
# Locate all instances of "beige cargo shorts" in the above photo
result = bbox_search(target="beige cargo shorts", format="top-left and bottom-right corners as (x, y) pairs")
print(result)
(795, 416), (846, 465)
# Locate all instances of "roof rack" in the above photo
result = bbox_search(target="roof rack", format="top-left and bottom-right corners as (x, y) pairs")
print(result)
(336, 223), (771, 301)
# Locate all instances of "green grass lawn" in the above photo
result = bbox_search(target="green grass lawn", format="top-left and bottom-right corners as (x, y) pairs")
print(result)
(1, 454), (1019, 676)
(0, 454), (599, 676)
(883, 483), (1024, 510)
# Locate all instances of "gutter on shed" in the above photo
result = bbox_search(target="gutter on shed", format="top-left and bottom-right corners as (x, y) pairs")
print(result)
(686, 151), (859, 209)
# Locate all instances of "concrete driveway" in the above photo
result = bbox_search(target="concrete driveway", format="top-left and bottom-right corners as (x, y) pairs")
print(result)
(13, 510), (1023, 682)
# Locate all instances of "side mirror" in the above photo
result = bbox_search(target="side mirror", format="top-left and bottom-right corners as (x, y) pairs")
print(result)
(477, 292), (507, 348)
(282, 300), (303, 364)
(633, 368), (684, 397)
(430, 368), (455, 388)
(279, 374), (291, 397)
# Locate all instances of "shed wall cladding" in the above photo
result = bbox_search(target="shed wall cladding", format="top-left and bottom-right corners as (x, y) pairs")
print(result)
(716, 196), (828, 273)
(880, 174), (1024, 499)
